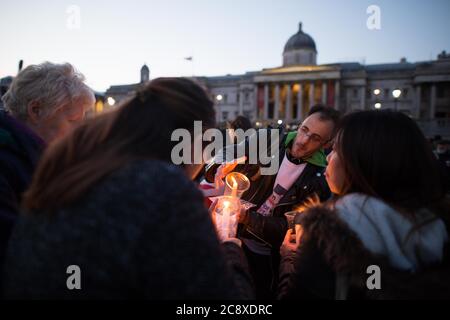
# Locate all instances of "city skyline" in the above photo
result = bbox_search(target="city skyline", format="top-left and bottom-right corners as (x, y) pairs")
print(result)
(1, 0), (449, 92)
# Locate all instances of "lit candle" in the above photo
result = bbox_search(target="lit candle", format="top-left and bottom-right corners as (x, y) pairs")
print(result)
(222, 200), (231, 239)
(231, 177), (238, 198)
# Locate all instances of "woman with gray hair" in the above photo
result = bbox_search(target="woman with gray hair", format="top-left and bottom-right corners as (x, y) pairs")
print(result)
(0, 61), (94, 274)
(2, 62), (94, 142)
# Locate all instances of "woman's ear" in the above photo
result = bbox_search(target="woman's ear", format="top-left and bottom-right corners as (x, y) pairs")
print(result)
(323, 140), (333, 149)
(27, 100), (42, 123)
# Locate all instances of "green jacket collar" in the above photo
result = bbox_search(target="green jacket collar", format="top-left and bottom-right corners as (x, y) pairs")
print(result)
(285, 131), (327, 168)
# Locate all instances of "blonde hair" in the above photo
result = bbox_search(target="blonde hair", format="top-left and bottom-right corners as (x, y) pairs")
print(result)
(2, 62), (92, 120)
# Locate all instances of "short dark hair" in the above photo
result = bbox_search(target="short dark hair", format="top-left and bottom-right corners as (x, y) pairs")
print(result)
(229, 115), (252, 131)
(306, 104), (341, 137)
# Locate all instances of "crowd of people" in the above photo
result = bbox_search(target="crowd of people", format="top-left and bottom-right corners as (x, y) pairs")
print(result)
(0, 62), (449, 299)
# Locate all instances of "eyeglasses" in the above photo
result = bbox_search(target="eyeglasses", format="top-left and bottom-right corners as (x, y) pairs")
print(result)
(298, 125), (330, 145)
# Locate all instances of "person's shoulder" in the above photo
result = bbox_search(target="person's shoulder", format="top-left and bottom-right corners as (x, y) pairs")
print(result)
(121, 159), (184, 178)
(104, 159), (197, 199)
(68, 160), (200, 223)
(335, 193), (387, 216)
(111, 159), (185, 185)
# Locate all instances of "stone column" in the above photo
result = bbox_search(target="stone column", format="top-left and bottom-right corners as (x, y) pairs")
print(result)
(297, 83), (303, 122)
(238, 90), (244, 115)
(322, 81), (327, 105)
(263, 84), (269, 120)
(215, 93), (222, 123)
(253, 86), (258, 120)
(274, 84), (280, 120)
(217, 104), (221, 123)
(334, 80), (340, 110)
(360, 86), (366, 110)
(430, 84), (436, 120)
(285, 84), (292, 122)
(309, 81), (315, 109)
(415, 85), (421, 119)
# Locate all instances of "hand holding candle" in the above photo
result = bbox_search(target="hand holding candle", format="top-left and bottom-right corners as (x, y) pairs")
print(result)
(211, 172), (250, 242)
(211, 196), (240, 241)
(214, 156), (247, 189)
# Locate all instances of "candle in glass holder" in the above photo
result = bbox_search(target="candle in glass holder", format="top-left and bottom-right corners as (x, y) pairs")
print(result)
(231, 176), (238, 197)
(213, 196), (240, 240)
(224, 172), (250, 199)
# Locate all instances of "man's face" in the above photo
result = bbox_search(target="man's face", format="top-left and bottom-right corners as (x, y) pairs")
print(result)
(290, 113), (334, 159)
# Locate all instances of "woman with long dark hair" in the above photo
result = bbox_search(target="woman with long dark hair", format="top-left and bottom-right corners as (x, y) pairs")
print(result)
(2, 78), (253, 299)
(278, 110), (449, 299)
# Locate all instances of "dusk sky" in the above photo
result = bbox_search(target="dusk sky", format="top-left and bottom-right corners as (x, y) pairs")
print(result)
(1, 0), (449, 92)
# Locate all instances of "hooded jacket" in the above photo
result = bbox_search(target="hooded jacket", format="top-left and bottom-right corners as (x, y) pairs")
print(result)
(278, 193), (450, 299)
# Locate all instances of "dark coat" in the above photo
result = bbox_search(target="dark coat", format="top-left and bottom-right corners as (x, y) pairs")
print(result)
(239, 161), (329, 249)
(0, 112), (44, 272)
(278, 199), (450, 300)
(2, 160), (254, 299)
(205, 132), (331, 249)
(238, 133), (330, 250)
(204, 132), (330, 299)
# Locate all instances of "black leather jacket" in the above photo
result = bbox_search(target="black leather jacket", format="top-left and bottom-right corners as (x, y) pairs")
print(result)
(205, 132), (331, 250)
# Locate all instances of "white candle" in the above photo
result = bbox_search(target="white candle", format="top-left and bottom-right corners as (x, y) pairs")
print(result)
(231, 177), (238, 198)
(222, 200), (231, 239)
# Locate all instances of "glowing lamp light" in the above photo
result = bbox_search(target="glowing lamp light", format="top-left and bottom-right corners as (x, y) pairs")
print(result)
(392, 89), (402, 99)
(373, 89), (381, 96)
(277, 120), (283, 125)
(216, 94), (223, 101)
(107, 97), (116, 106)
(374, 103), (382, 109)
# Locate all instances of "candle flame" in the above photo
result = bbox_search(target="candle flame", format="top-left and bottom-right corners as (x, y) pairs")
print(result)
(231, 176), (238, 197)
(231, 177), (238, 189)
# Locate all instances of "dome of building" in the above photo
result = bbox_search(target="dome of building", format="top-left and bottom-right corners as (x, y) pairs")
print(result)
(284, 23), (316, 52)
(283, 22), (317, 66)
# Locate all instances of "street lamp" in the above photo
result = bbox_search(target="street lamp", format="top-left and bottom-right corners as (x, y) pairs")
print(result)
(373, 89), (381, 96)
(374, 102), (381, 109)
(392, 89), (402, 110)
(107, 97), (116, 106)
(215, 94), (223, 124)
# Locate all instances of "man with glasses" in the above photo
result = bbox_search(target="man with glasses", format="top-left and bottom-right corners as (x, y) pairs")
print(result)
(234, 105), (340, 299)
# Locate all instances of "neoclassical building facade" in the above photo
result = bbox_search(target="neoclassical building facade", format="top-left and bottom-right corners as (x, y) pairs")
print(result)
(105, 23), (450, 137)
